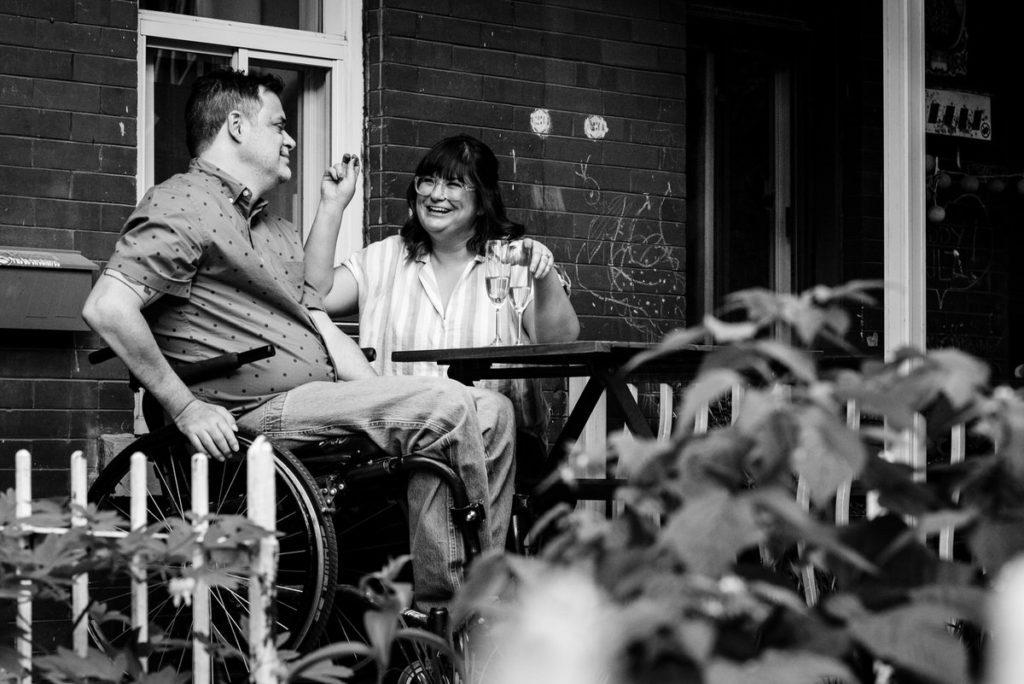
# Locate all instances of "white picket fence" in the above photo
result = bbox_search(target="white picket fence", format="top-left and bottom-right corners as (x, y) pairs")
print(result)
(9, 437), (281, 684)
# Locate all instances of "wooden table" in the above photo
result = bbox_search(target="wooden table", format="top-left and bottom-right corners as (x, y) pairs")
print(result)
(393, 340), (713, 472)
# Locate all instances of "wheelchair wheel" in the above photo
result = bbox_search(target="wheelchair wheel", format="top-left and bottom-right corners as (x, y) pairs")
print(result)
(314, 475), (411, 645)
(88, 426), (337, 679)
(310, 471), (436, 684)
(312, 472), (464, 684)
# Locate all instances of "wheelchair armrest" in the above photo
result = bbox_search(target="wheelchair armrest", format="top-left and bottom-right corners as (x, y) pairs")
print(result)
(174, 345), (276, 385)
(90, 344), (277, 390)
(88, 347), (117, 365)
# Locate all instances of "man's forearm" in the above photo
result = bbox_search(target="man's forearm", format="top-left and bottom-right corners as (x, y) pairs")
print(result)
(310, 309), (377, 380)
(94, 307), (196, 416)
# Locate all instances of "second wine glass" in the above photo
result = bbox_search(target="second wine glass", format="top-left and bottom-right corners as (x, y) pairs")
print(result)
(485, 238), (511, 346)
(509, 262), (532, 344)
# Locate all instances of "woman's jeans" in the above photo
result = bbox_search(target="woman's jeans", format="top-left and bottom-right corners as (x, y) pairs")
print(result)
(236, 376), (516, 608)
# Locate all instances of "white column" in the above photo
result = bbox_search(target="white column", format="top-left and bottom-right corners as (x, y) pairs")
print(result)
(882, 0), (927, 475)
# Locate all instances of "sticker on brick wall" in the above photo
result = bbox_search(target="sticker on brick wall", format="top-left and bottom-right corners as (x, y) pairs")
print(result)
(584, 115), (608, 140)
(530, 108), (551, 135)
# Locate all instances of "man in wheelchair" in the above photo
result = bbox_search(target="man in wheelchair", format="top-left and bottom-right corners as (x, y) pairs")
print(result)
(82, 68), (515, 612)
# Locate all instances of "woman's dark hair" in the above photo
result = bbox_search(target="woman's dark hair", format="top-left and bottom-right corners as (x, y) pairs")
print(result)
(400, 135), (524, 258)
(185, 68), (285, 158)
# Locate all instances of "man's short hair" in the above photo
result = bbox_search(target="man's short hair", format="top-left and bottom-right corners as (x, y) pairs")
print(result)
(185, 68), (285, 158)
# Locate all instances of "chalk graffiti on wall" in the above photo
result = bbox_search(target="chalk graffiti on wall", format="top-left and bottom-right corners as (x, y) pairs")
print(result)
(564, 156), (685, 339)
(926, 211), (993, 310)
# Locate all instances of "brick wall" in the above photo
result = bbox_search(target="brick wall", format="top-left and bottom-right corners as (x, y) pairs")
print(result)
(364, 0), (687, 343)
(0, 0), (138, 499)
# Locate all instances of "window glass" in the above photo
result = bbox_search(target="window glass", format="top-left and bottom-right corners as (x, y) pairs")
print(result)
(140, 0), (321, 32)
(249, 61), (330, 230)
(148, 49), (231, 185)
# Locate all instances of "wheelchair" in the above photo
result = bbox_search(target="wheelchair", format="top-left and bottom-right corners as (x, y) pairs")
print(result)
(87, 345), (487, 682)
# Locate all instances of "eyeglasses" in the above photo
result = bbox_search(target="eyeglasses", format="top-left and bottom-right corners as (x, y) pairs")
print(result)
(414, 176), (475, 200)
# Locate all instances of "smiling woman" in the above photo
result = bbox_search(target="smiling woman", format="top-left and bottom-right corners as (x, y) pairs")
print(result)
(303, 134), (580, 454)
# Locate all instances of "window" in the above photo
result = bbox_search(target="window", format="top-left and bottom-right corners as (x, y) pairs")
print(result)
(140, 0), (322, 32)
(137, 6), (363, 258)
(686, 10), (808, 327)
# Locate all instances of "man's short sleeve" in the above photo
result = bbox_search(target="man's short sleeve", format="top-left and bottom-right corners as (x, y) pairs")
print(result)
(301, 281), (326, 311)
(106, 188), (205, 299)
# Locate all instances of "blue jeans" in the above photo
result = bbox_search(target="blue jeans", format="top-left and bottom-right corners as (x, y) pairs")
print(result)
(236, 376), (516, 608)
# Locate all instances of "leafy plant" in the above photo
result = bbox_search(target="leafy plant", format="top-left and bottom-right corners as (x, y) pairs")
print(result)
(0, 492), (274, 683)
(455, 282), (1021, 684)
(0, 492), (459, 684)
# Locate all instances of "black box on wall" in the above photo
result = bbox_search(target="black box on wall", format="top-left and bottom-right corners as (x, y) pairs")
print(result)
(0, 247), (98, 331)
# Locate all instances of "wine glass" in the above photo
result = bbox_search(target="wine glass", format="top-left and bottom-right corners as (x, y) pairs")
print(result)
(508, 261), (532, 345)
(485, 238), (511, 346)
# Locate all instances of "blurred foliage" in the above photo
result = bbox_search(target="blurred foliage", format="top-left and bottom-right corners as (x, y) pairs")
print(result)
(0, 487), (273, 683)
(9, 281), (1024, 683)
(455, 281), (1024, 684)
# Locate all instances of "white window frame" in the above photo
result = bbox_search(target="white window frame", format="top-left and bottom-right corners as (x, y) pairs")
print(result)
(136, 7), (364, 259)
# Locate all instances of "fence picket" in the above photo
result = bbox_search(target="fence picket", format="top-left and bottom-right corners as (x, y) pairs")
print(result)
(248, 437), (280, 683)
(130, 452), (149, 673)
(15, 450), (32, 684)
(191, 453), (212, 684)
(70, 451), (88, 657)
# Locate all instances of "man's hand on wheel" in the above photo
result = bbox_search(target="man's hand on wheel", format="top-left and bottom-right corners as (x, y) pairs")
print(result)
(173, 399), (239, 461)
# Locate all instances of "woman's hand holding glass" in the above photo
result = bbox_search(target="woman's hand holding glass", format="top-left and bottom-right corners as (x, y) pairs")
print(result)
(485, 238), (512, 346)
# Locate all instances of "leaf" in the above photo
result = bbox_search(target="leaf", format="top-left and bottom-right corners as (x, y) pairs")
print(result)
(814, 279), (884, 306)
(846, 602), (970, 684)
(451, 551), (521, 624)
(674, 428), (754, 497)
(722, 288), (784, 324)
(704, 314), (759, 343)
(363, 606), (398, 666)
(791, 405), (866, 508)
(858, 455), (942, 517)
(659, 490), (763, 577)
(821, 305), (852, 338)
(620, 325), (710, 374)
(609, 431), (679, 481)
(909, 585), (989, 626)
(280, 659), (353, 684)
(969, 513), (1024, 575)
(613, 598), (713, 675)
(828, 515), (940, 593)
(750, 488), (874, 574)
(911, 508), (979, 539)
(742, 408), (798, 487)
(705, 649), (858, 684)
(927, 348), (990, 409)
(675, 368), (745, 438)
(34, 646), (129, 682)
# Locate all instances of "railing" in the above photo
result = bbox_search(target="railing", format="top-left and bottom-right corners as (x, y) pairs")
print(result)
(8, 438), (280, 684)
(567, 381), (968, 605)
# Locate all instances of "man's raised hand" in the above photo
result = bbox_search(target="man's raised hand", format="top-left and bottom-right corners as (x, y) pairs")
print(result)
(321, 154), (360, 207)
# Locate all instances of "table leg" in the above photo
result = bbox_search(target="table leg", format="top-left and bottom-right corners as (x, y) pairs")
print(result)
(597, 369), (655, 439)
(549, 375), (606, 465)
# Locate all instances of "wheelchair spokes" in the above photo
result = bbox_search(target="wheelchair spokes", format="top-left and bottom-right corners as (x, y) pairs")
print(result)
(88, 429), (337, 680)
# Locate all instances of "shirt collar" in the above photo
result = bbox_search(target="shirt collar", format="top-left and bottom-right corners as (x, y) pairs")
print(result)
(189, 158), (268, 219)
(413, 251), (487, 267)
